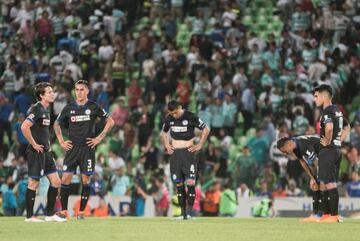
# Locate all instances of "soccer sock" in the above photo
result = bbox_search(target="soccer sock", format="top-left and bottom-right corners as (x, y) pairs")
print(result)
(26, 188), (36, 218)
(60, 184), (70, 211)
(46, 186), (58, 216)
(318, 190), (326, 216)
(175, 182), (186, 217)
(80, 184), (91, 212)
(186, 185), (196, 212)
(312, 190), (320, 216)
(327, 188), (339, 216)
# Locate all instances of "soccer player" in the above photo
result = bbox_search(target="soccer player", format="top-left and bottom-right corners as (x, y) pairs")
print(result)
(54, 80), (114, 219)
(160, 100), (210, 219)
(313, 84), (350, 222)
(21, 82), (66, 222)
(277, 135), (322, 222)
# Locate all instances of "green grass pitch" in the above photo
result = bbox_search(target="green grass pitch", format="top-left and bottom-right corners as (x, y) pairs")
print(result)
(1, 217), (359, 241)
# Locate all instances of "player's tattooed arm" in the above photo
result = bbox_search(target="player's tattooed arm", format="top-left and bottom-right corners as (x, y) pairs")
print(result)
(160, 130), (174, 154)
(188, 126), (210, 152)
(54, 122), (73, 151)
(321, 122), (333, 146)
(87, 116), (114, 148)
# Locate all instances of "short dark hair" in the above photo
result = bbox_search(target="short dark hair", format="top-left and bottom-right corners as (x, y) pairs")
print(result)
(167, 100), (180, 111)
(75, 79), (90, 88)
(313, 84), (333, 97)
(276, 137), (291, 149)
(35, 82), (52, 100)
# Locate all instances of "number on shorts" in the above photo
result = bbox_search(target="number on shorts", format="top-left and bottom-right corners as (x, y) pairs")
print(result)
(190, 164), (195, 173)
(87, 159), (92, 171)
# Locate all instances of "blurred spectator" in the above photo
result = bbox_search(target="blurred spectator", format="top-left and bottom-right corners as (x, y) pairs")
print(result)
(92, 196), (109, 217)
(219, 182), (237, 217)
(346, 172), (360, 197)
(2, 182), (16, 216)
(152, 177), (169, 217)
(111, 167), (130, 196)
(202, 181), (221, 216)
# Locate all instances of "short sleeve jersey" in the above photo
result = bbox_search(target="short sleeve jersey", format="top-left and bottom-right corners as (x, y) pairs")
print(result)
(293, 135), (321, 166)
(25, 102), (51, 150)
(56, 100), (109, 145)
(320, 105), (348, 148)
(162, 110), (207, 140)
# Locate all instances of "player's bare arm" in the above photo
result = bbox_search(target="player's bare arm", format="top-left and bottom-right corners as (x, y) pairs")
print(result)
(188, 126), (210, 152)
(321, 122), (333, 146)
(53, 122), (73, 151)
(160, 130), (174, 154)
(21, 120), (44, 153)
(86, 116), (115, 148)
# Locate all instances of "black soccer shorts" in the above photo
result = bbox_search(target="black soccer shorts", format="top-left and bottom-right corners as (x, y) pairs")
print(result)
(62, 145), (95, 175)
(170, 148), (197, 184)
(27, 147), (57, 180)
(318, 147), (341, 184)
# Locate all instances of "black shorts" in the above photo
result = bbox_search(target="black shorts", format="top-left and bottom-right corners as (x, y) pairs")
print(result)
(26, 147), (57, 180)
(318, 147), (341, 184)
(62, 145), (95, 175)
(170, 149), (197, 184)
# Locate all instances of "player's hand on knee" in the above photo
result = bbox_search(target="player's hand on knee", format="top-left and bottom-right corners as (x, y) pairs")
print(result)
(32, 143), (44, 153)
(310, 178), (318, 191)
(60, 140), (73, 151)
(188, 144), (201, 152)
(86, 137), (101, 148)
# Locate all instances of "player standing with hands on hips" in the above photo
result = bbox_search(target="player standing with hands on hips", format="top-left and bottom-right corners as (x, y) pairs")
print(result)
(313, 84), (349, 223)
(54, 80), (114, 219)
(21, 82), (66, 222)
(160, 100), (210, 219)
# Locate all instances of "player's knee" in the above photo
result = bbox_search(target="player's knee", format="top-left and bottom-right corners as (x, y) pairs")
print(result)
(28, 179), (39, 189)
(325, 182), (337, 190)
(319, 182), (326, 191)
(185, 178), (195, 186)
(51, 178), (61, 188)
(61, 173), (72, 185)
(81, 175), (91, 185)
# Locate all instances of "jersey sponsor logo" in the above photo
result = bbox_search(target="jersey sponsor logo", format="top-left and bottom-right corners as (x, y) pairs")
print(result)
(70, 115), (91, 122)
(85, 109), (91, 115)
(335, 111), (343, 117)
(42, 119), (50, 126)
(171, 126), (188, 132)
(182, 120), (188, 125)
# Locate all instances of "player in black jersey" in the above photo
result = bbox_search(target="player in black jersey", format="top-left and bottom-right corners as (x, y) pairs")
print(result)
(21, 82), (66, 222)
(160, 100), (210, 219)
(313, 84), (350, 222)
(277, 135), (321, 222)
(54, 80), (114, 219)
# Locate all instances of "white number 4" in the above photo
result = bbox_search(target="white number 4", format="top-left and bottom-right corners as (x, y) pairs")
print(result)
(190, 164), (195, 173)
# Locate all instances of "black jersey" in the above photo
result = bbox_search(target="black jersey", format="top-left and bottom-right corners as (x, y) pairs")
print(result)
(320, 105), (348, 148)
(293, 135), (321, 166)
(162, 110), (207, 140)
(56, 100), (109, 145)
(25, 102), (51, 150)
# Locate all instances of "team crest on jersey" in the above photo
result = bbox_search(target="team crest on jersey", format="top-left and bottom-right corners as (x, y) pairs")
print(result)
(182, 120), (188, 125)
(85, 109), (91, 115)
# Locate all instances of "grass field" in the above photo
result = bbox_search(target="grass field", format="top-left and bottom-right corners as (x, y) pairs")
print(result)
(1, 217), (359, 241)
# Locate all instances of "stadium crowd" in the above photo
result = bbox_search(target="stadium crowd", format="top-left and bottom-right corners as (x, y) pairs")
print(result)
(0, 0), (360, 217)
